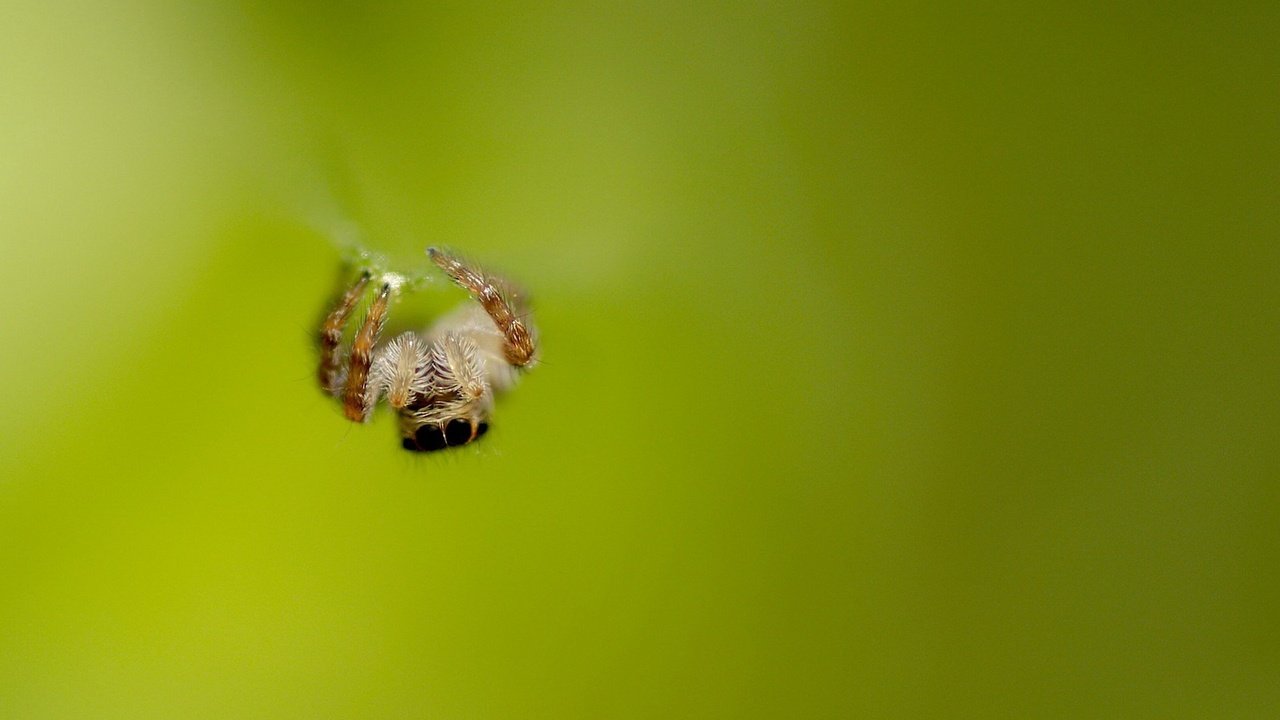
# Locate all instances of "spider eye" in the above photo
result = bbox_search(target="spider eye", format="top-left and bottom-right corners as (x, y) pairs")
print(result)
(404, 420), (484, 452)
(413, 425), (447, 452)
(444, 418), (474, 446)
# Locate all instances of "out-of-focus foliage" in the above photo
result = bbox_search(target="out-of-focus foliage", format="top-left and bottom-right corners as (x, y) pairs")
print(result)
(0, 2), (1277, 718)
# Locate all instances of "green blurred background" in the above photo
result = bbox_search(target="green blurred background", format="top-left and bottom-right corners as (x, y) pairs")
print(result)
(1, 2), (1277, 717)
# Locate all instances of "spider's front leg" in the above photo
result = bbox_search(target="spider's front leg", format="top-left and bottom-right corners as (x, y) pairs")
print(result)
(342, 282), (393, 422)
(427, 247), (537, 368)
(315, 269), (395, 422)
(317, 271), (370, 394)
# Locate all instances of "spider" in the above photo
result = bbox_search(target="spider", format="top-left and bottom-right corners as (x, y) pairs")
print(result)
(317, 247), (538, 452)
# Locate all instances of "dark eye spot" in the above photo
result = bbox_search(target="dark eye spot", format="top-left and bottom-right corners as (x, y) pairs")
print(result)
(444, 418), (473, 446)
(414, 424), (447, 451)
(475, 422), (489, 438)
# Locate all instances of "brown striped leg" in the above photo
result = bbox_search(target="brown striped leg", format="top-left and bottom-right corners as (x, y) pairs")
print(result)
(342, 282), (392, 422)
(318, 271), (371, 394)
(427, 247), (537, 367)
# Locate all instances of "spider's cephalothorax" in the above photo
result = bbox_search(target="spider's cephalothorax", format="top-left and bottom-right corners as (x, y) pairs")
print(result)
(317, 247), (537, 452)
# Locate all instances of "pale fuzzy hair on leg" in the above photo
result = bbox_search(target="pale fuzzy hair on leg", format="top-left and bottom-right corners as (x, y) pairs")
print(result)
(427, 333), (489, 401)
(370, 332), (431, 410)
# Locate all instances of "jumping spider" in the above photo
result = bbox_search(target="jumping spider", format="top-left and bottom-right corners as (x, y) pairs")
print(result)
(317, 247), (538, 452)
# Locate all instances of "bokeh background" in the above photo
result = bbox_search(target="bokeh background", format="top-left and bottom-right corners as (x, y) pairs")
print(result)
(1, 2), (1277, 717)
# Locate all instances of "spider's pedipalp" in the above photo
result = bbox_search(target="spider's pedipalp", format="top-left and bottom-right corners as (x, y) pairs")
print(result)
(371, 332), (431, 410)
(428, 333), (487, 399)
(403, 333), (492, 429)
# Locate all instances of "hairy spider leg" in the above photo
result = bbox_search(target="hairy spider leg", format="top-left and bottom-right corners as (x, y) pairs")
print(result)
(342, 282), (392, 421)
(317, 271), (371, 394)
(427, 247), (537, 367)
